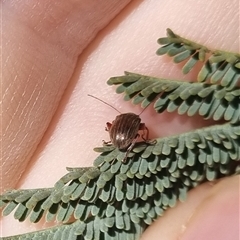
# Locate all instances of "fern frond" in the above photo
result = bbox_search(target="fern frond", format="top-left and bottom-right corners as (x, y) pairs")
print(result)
(0, 220), (84, 240)
(107, 72), (240, 123)
(1, 125), (239, 239)
(1, 222), (71, 240)
(157, 29), (240, 89)
(95, 122), (240, 181)
(1, 123), (239, 228)
(1, 216), (146, 240)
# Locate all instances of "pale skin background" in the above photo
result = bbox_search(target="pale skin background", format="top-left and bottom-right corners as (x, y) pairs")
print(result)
(1, 0), (239, 239)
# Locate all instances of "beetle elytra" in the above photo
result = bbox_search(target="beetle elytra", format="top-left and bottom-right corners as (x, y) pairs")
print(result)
(88, 94), (149, 162)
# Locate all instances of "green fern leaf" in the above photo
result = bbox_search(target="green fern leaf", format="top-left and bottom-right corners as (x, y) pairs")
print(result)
(108, 72), (240, 123)
(157, 29), (240, 89)
(1, 123), (238, 226)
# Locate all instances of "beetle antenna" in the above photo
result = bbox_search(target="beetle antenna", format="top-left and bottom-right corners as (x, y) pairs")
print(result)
(138, 104), (151, 116)
(88, 94), (121, 114)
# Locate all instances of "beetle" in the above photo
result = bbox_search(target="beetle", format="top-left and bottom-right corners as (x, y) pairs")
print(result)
(88, 94), (149, 162)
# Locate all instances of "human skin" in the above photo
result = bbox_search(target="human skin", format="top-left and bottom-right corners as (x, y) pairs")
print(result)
(1, 0), (239, 239)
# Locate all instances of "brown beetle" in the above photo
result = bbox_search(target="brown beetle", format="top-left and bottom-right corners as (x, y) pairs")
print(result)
(88, 95), (149, 162)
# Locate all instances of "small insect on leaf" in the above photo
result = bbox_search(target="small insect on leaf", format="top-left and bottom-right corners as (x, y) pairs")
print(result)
(88, 94), (149, 162)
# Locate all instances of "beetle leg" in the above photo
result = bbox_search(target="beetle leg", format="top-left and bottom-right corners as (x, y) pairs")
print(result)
(149, 139), (157, 145)
(102, 140), (112, 146)
(122, 134), (139, 163)
(139, 123), (149, 141)
(139, 124), (156, 145)
(105, 122), (112, 131)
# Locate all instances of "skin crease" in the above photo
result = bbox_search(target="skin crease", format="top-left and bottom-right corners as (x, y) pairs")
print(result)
(1, 0), (239, 238)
